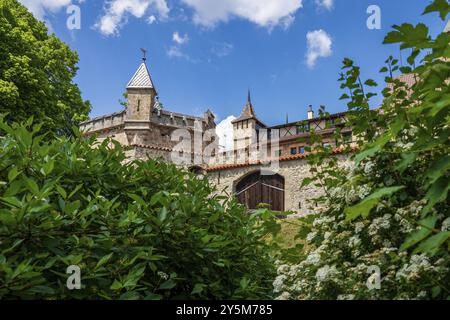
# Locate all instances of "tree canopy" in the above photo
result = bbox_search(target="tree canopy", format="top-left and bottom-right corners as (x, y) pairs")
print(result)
(0, 0), (90, 134)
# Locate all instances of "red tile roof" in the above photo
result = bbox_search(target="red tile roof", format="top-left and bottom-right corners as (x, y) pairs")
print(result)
(206, 146), (358, 172)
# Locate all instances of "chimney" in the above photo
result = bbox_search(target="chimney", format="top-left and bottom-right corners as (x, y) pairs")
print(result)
(307, 105), (314, 120)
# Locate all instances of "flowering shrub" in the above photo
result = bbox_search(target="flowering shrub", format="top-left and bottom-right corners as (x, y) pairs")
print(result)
(274, 162), (449, 299)
(274, 1), (449, 300)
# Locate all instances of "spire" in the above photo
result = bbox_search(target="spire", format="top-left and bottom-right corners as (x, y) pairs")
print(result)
(127, 52), (156, 90)
(445, 19), (450, 33)
(231, 90), (266, 127)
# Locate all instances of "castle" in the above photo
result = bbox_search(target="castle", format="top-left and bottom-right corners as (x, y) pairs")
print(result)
(80, 58), (356, 215)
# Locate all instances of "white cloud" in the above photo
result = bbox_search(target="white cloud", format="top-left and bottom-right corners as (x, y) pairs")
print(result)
(211, 42), (233, 57)
(172, 31), (189, 45)
(305, 29), (332, 68)
(215, 115), (236, 151)
(147, 15), (157, 24)
(96, 0), (169, 36)
(315, 0), (334, 11)
(19, 0), (72, 20)
(167, 46), (187, 59)
(180, 0), (303, 30)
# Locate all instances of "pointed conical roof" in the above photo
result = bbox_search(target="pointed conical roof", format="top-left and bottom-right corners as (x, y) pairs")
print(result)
(127, 62), (155, 90)
(445, 19), (450, 33)
(232, 90), (266, 127)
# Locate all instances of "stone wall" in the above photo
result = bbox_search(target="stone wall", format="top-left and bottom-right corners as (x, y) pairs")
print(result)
(126, 88), (155, 121)
(207, 154), (352, 216)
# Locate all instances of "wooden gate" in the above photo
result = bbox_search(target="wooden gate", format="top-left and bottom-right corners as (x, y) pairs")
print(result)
(235, 171), (285, 212)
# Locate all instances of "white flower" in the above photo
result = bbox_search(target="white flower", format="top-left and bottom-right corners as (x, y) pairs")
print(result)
(305, 252), (321, 266)
(306, 232), (317, 242)
(355, 222), (365, 234)
(277, 264), (290, 275)
(441, 217), (450, 231)
(348, 236), (361, 248)
(276, 292), (291, 300)
(364, 161), (375, 175)
(273, 275), (287, 293)
(315, 265), (338, 282)
(157, 271), (169, 280)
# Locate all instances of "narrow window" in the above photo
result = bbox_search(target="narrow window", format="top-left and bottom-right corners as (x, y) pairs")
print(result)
(299, 147), (305, 154)
(137, 99), (141, 112)
(290, 147), (298, 155)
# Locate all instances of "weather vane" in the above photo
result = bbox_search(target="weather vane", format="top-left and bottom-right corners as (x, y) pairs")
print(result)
(140, 48), (147, 62)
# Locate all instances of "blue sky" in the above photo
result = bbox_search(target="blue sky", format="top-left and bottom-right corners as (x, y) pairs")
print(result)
(20, 0), (447, 128)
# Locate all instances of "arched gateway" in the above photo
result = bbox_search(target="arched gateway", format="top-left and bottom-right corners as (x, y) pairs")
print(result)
(235, 171), (285, 212)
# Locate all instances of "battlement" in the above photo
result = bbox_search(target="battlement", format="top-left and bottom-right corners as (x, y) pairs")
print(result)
(80, 111), (126, 133)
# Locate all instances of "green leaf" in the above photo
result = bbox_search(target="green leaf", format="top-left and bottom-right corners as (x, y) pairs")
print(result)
(425, 156), (450, 186)
(24, 177), (39, 195)
(400, 215), (438, 251)
(191, 283), (206, 295)
(110, 280), (123, 290)
(64, 200), (81, 214)
(144, 293), (163, 300)
(29, 285), (55, 295)
(123, 265), (146, 288)
(0, 196), (22, 208)
(422, 176), (450, 215)
(394, 153), (417, 173)
(383, 23), (430, 49)
(354, 134), (391, 164)
(415, 231), (450, 256)
(95, 253), (114, 270)
(56, 185), (67, 199)
(300, 177), (314, 189)
(8, 167), (20, 183)
(41, 160), (55, 176)
(128, 193), (146, 207)
(0, 209), (15, 225)
(423, 0), (450, 21)
(364, 79), (377, 87)
(159, 279), (176, 290)
(158, 207), (168, 223)
(68, 184), (83, 199)
(345, 186), (405, 221)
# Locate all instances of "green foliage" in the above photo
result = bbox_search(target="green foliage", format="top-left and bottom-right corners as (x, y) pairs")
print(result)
(0, 0), (91, 134)
(0, 117), (278, 299)
(275, 0), (449, 300)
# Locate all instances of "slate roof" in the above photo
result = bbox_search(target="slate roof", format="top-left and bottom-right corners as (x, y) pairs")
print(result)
(232, 91), (267, 126)
(127, 62), (155, 89)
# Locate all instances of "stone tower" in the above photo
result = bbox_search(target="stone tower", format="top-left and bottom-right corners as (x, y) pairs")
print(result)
(231, 91), (267, 150)
(124, 59), (157, 130)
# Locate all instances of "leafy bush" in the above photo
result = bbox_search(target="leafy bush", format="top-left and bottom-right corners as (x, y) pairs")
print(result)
(0, 117), (278, 299)
(274, 0), (449, 300)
